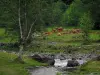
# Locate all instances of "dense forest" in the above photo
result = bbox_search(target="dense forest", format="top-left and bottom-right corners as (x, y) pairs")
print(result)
(0, 0), (100, 29)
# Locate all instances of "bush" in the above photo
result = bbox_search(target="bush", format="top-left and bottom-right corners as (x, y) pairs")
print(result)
(79, 11), (94, 44)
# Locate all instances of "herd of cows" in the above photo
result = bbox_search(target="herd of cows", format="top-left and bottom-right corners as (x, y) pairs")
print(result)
(44, 27), (82, 36)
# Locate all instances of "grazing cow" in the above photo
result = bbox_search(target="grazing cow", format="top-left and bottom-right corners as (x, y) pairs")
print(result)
(76, 29), (81, 33)
(57, 33), (62, 36)
(72, 30), (77, 34)
(52, 29), (57, 33)
(71, 29), (81, 34)
(57, 27), (63, 32)
(44, 32), (52, 36)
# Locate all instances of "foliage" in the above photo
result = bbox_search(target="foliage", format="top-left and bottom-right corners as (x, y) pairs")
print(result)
(79, 12), (94, 31)
(81, 0), (100, 29)
(52, 0), (67, 26)
(79, 12), (94, 44)
(43, 0), (67, 27)
(0, 0), (59, 60)
(62, 0), (85, 26)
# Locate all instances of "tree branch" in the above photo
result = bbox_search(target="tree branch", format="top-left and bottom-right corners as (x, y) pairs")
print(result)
(25, 0), (28, 34)
(18, 0), (23, 39)
(26, 17), (37, 41)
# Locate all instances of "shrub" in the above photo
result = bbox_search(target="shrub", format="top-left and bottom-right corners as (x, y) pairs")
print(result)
(79, 11), (94, 44)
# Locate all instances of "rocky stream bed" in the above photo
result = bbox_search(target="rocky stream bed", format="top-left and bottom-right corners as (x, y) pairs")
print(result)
(28, 53), (100, 75)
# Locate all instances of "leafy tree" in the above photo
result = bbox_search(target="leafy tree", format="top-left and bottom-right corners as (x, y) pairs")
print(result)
(0, 0), (50, 61)
(79, 11), (94, 44)
(43, 0), (67, 27)
(81, 0), (100, 29)
(52, 0), (67, 26)
(62, 0), (85, 26)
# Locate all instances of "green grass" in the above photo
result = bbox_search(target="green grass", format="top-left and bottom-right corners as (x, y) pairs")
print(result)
(90, 33), (100, 41)
(0, 27), (100, 54)
(0, 28), (18, 43)
(46, 26), (79, 31)
(0, 28), (5, 36)
(46, 33), (82, 42)
(46, 32), (100, 43)
(0, 52), (47, 75)
(0, 27), (100, 44)
(81, 61), (100, 72)
(46, 27), (100, 42)
(56, 72), (61, 75)
(28, 27), (100, 53)
(69, 61), (100, 75)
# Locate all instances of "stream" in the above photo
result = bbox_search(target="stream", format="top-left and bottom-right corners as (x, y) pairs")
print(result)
(29, 59), (87, 75)
(30, 67), (58, 75)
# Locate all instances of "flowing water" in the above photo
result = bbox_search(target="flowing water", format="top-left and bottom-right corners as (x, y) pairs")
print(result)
(30, 67), (58, 75)
(30, 59), (86, 75)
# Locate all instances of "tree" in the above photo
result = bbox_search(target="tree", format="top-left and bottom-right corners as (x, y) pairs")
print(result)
(79, 11), (94, 44)
(62, 0), (85, 26)
(81, 0), (100, 29)
(52, 0), (67, 26)
(0, 0), (49, 61)
(43, 0), (67, 27)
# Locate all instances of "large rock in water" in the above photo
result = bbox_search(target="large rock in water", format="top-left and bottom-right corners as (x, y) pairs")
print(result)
(67, 59), (79, 67)
(93, 55), (100, 61)
(31, 54), (44, 62)
(31, 54), (55, 65)
(47, 59), (55, 65)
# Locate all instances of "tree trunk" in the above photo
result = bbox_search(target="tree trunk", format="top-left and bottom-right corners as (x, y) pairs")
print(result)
(18, 45), (23, 59)
(15, 0), (24, 63)
(15, 44), (24, 63)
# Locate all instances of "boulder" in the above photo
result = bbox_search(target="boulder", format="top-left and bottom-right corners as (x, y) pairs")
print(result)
(93, 55), (100, 61)
(31, 54), (55, 65)
(67, 58), (79, 67)
(47, 59), (55, 66)
(31, 54), (44, 62)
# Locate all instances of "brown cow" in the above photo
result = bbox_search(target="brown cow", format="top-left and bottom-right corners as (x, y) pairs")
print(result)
(44, 32), (52, 36)
(57, 27), (63, 32)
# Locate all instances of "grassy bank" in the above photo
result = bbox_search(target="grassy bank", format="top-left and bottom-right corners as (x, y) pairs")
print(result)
(0, 52), (47, 75)
(69, 61), (100, 75)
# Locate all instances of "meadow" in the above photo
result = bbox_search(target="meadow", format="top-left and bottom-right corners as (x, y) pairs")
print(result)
(0, 27), (100, 54)
(28, 27), (100, 54)
(0, 27), (100, 75)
